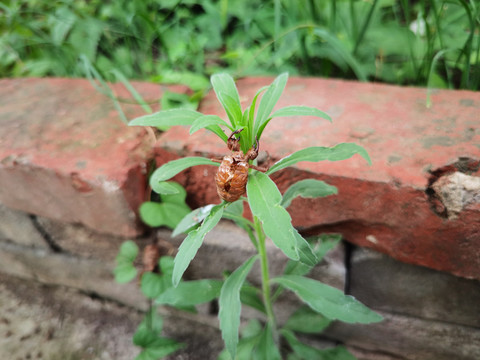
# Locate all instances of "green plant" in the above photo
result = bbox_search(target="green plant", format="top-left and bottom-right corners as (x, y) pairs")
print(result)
(2, 1), (479, 91)
(116, 73), (382, 359)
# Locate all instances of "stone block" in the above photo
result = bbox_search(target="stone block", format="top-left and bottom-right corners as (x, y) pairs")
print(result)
(349, 247), (480, 328)
(155, 77), (480, 279)
(0, 239), (146, 310)
(35, 216), (145, 261)
(0, 78), (188, 237)
(327, 311), (480, 360)
(0, 203), (48, 248)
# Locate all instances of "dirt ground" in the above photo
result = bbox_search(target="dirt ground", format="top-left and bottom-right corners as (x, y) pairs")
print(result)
(0, 274), (223, 360)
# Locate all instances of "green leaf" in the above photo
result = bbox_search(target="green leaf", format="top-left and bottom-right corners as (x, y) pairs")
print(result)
(159, 182), (189, 204)
(267, 143), (372, 175)
(207, 124), (230, 143)
(253, 323), (281, 360)
(273, 275), (383, 324)
(190, 114), (232, 135)
(247, 172), (316, 264)
(254, 73), (288, 138)
(283, 306), (331, 334)
(240, 284), (266, 313)
(113, 263), (138, 283)
(219, 255), (259, 359)
(294, 231), (318, 267)
(159, 256), (175, 277)
(281, 179), (338, 208)
(156, 279), (223, 306)
(314, 234), (342, 263)
(219, 92), (244, 127)
(150, 157), (219, 193)
(110, 69), (153, 114)
(133, 309), (164, 347)
(154, 181), (180, 195)
(313, 28), (368, 82)
(117, 240), (139, 261)
(135, 338), (184, 360)
(129, 108), (202, 127)
(172, 203), (226, 286)
(114, 240), (139, 283)
(211, 73), (242, 127)
(282, 234), (341, 278)
(281, 329), (356, 360)
(172, 204), (215, 237)
(141, 272), (166, 299)
(271, 106), (332, 122)
(139, 202), (191, 229)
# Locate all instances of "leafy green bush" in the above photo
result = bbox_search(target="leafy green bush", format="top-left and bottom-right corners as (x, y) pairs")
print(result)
(1, 0), (479, 90)
(115, 73), (382, 359)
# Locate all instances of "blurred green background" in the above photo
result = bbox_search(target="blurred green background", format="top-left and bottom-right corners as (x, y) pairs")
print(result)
(1, 0), (479, 92)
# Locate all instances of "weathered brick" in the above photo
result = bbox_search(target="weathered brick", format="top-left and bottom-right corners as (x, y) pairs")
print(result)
(0, 239), (146, 310)
(0, 78), (188, 237)
(349, 247), (480, 328)
(327, 311), (480, 360)
(0, 203), (48, 248)
(155, 77), (480, 279)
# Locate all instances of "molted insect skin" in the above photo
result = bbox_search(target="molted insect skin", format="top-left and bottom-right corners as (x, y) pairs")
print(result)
(215, 153), (249, 202)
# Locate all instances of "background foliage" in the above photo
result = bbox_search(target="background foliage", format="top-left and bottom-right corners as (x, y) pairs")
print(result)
(1, 0), (479, 90)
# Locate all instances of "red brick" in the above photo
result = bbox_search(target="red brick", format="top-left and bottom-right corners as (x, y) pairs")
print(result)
(156, 77), (480, 279)
(0, 78), (188, 237)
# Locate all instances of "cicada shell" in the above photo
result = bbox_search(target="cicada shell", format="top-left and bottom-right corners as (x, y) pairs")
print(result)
(215, 153), (249, 202)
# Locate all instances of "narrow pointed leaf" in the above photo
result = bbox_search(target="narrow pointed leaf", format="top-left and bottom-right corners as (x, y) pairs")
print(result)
(267, 143), (372, 175)
(206, 124), (229, 143)
(273, 275), (383, 324)
(294, 231), (317, 266)
(283, 306), (331, 334)
(211, 73), (242, 126)
(281, 179), (338, 208)
(247, 172), (316, 264)
(172, 204), (225, 286)
(254, 73), (288, 137)
(129, 108), (202, 127)
(172, 204), (215, 237)
(218, 92), (243, 127)
(219, 255), (258, 359)
(150, 157), (219, 193)
(271, 106), (332, 122)
(154, 181), (180, 195)
(190, 114), (232, 135)
(283, 234), (341, 278)
(156, 279), (223, 306)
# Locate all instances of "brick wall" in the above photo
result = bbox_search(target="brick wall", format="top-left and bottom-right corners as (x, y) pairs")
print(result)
(0, 77), (479, 359)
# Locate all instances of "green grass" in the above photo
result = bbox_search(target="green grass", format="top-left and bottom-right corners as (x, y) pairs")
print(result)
(1, 0), (479, 91)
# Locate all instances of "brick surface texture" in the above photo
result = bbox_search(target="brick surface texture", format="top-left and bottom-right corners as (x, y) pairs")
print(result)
(0, 77), (479, 360)
(156, 77), (480, 280)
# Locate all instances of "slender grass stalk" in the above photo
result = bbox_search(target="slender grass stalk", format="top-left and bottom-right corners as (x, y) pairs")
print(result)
(353, 0), (379, 56)
(454, 0), (475, 88)
(254, 216), (277, 340)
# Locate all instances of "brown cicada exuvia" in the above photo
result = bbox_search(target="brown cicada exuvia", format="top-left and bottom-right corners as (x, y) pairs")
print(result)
(212, 129), (267, 202)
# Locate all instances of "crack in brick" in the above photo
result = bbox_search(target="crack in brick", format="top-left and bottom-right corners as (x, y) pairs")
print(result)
(29, 215), (62, 253)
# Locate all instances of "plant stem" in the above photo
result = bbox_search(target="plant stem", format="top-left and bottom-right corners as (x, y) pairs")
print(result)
(254, 216), (277, 338)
